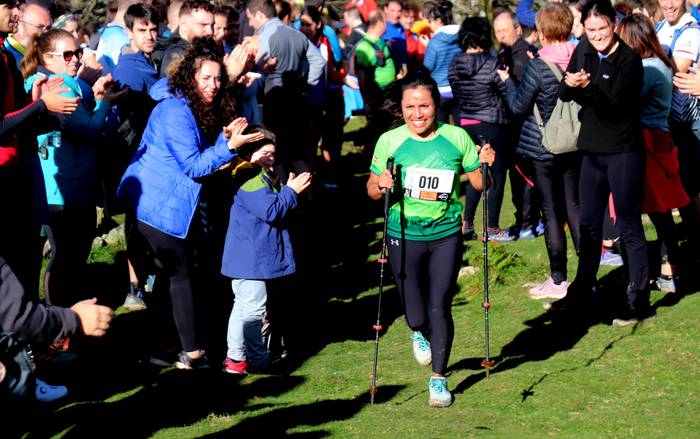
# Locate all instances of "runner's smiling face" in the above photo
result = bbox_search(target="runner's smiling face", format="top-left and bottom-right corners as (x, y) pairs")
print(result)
(195, 60), (221, 104)
(401, 86), (437, 138)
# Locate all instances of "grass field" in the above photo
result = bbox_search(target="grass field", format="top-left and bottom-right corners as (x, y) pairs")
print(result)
(10, 118), (700, 438)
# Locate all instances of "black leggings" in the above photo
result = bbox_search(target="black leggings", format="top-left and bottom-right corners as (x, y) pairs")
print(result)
(532, 153), (582, 283)
(648, 211), (678, 267)
(463, 122), (510, 229)
(387, 232), (462, 375)
(129, 220), (198, 353)
(44, 206), (96, 307)
(575, 150), (648, 306)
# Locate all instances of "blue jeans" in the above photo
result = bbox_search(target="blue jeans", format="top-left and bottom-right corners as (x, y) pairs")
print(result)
(226, 279), (269, 366)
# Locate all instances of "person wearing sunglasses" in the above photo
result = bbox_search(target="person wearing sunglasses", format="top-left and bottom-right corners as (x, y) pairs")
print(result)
(20, 29), (127, 309)
(2, 2), (50, 68)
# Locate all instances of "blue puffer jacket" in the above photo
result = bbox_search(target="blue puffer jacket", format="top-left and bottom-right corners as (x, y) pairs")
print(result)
(221, 167), (298, 280)
(25, 69), (110, 206)
(423, 24), (462, 91)
(503, 57), (562, 161)
(117, 78), (236, 238)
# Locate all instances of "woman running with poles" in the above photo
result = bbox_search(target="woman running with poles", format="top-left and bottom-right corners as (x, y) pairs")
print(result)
(366, 73), (495, 408)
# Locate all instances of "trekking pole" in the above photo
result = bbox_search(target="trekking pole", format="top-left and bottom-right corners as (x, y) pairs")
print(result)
(370, 156), (395, 404)
(477, 136), (495, 377)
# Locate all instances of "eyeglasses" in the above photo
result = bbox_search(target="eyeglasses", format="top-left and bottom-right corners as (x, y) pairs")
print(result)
(47, 48), (84, 62)
(19, 19), (50, 32)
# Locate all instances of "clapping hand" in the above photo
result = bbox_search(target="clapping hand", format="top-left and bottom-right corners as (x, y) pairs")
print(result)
(33, 75), (80, 114)
(564, 69), (591, 88)
(286, 172), (312, 194)
(224, 117), (265, 151)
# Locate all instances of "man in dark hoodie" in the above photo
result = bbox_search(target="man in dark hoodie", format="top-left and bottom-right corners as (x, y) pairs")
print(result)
(157, 0), (214, 77)
(111, 3), (161, 311)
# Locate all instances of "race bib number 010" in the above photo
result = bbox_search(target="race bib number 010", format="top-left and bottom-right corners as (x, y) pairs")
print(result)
(404, 167), (455, 202)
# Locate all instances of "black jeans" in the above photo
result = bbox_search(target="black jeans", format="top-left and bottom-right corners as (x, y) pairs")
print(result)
(532, 154), (582, 283)
(574, 150), (648, 307)
(387, 232), (462, 375)
(463, 122), (510, 230)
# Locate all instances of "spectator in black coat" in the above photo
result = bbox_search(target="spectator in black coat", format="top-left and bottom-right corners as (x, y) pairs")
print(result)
(498, 2), (582, 300)
(549, 0), (647, 327)
(448, 16), (513, 241)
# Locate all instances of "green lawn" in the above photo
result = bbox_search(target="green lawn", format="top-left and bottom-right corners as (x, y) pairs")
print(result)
(11, 117), (700, 437)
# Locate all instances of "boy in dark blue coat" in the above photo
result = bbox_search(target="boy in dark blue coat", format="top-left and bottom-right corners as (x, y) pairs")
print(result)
(221, 126), (312, 374)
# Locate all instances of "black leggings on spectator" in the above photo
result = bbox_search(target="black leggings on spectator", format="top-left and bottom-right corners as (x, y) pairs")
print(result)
(648, 211), (678, 267)
(387, 232), (462, 375)
(44, 206), (96, 307)
(531, 153), (582, 284)
(463, 122), (510, 230)
(130, 220), (198, 353)
(574, 150), (648, 307)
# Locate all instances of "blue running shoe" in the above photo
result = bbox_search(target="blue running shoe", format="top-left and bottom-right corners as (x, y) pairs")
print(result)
(600, 249), (623, 266)
(487, 228), (515, 242)
(519, 228), (536, 239)
(35, 379), (68, 402)
(411, 331), (432, 366)
(428, 376), (453, 408)
(535, 221), (545, 236)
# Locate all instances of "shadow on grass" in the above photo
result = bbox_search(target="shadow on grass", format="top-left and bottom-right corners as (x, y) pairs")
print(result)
(201, 385), (404, 436)
(450, 258), (699, 397)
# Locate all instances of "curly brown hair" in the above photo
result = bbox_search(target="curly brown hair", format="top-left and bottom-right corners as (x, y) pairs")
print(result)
(168, 38), (237, 143)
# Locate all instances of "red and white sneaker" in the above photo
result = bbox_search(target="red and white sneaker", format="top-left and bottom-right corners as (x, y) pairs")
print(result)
(528, 277), (569, 300)
(222, 357), (249, 375)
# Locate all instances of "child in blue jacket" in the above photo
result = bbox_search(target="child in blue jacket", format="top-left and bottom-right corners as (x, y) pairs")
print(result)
(220, 126), (312, 374)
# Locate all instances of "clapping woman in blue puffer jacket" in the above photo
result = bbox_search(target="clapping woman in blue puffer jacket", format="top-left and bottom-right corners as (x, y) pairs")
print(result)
(118, 39), (262, 369)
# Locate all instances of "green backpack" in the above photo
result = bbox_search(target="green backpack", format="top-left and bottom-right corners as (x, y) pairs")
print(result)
(533, 58), (581, 155)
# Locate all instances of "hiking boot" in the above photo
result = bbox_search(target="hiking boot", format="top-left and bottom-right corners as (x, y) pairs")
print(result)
(122, 292), (146, 311)
(600, 249), (623, 266)
(656, 276), (677, 293)
(528, 277), (569, 300)
(175, 350), (210, 370)
(222, 357), (249, 375)
(411, 331), (432, 366)
(428, 376), (453, 408)
(35, 379), (68, 403)
(486, 228), (515, 242)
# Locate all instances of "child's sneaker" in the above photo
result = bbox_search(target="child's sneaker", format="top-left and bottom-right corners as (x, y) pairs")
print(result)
(411, 331), (432, 366)
(528, 277), (569, 300)
(428, 376), (453, 408)
(222, 357), (249, 375)
(35, 379), (68, 402)
(174, 350), (209, 370)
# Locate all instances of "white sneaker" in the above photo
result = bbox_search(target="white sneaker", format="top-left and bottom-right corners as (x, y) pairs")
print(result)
(528, 277), (569, 300)
(35, 379), (68, 402)
(428, 376), (453, 408)
(411, 331), (432, 366)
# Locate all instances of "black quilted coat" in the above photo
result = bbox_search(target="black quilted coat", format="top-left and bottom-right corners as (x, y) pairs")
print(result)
(448, 51), (510, 125)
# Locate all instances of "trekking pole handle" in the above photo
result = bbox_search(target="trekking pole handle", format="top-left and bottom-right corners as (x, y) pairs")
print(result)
(386, 157), (395, 176)
(476, 135), (489, 175)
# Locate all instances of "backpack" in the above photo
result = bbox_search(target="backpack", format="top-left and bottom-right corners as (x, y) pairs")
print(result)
(656, 19), (700, 122)
(532, 58), (581, 155)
